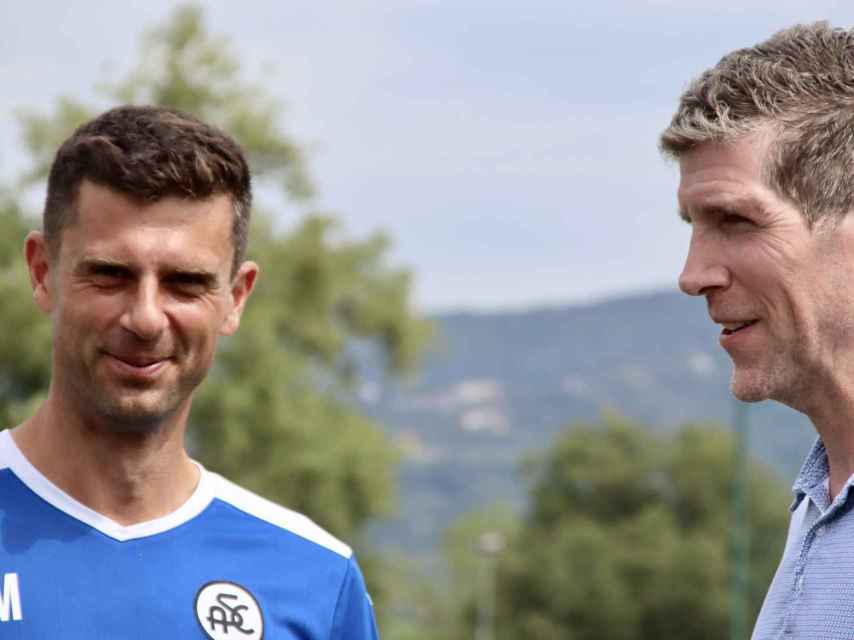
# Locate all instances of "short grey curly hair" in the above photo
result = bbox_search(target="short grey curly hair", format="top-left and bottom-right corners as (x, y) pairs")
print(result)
(661, 22), (854, 226)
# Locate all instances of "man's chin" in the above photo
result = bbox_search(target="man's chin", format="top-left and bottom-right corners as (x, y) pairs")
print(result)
(95, 393), (186, 434)
(729, 384), (767, 404)
(729, 368), (774, 404)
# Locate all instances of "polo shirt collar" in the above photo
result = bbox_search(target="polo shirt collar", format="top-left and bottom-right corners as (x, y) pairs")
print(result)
(790, 437), (854, 516)
(791, 437), (828, 512)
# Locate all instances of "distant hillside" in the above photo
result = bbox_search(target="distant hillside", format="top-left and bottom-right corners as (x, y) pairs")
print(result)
(360, 290), (813, 556)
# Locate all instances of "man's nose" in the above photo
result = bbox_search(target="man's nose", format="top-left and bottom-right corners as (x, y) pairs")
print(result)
(678, 232), (731, 296)
(120, 279), (168, 340)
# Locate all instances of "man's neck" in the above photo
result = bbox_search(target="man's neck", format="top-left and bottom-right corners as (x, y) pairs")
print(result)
(11, 397), (200, 526)
(802, 385), (854, 500)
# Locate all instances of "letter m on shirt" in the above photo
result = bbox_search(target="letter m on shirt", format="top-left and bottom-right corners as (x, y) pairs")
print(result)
(0, 573), (22, 621)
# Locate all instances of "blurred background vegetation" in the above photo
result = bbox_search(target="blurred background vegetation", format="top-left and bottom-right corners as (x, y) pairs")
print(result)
(0, 5), (794, 638)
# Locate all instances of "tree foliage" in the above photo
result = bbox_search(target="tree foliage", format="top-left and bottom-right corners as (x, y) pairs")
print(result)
(457, 417), (789, 640)
(0, 194), (51, 426)
(2, 4), (430, 538)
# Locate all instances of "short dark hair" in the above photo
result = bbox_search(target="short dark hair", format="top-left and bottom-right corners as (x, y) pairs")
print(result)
(44, 105), (252, 273)
(661, 22), (854, 227)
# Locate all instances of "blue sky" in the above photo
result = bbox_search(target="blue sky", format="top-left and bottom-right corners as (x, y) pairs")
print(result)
(3, 1), (853, 311)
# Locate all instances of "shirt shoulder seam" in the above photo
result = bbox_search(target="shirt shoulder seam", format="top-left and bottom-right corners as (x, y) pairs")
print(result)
(209, 472), (353, 559)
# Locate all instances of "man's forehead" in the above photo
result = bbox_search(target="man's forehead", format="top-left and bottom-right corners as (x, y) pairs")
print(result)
(678, 133), (770, 175)
(59, 184), (234, 269)
(74, 180), (231, 219)
(676, 134), (776, 210)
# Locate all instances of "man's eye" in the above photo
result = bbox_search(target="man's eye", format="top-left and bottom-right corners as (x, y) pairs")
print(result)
(722, 213), (752, 226)
(168, 275), (209, 293)
(92, 267), (129, 282)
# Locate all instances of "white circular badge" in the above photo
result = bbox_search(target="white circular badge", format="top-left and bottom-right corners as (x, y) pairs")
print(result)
(195, 581), (264, 640)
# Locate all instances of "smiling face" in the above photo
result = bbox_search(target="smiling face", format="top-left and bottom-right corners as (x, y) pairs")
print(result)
(26, 180), (257, 432)
(677, 131), (854, 410)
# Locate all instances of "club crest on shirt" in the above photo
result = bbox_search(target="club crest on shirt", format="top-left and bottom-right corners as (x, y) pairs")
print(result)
(195, 581), (264, 640)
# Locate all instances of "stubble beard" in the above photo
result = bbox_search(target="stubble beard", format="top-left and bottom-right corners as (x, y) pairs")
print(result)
(59, 350), (201, 435)
(728, 345), (807, 410)
(89, 383), (187, 433)
(729, 364), (780, 403)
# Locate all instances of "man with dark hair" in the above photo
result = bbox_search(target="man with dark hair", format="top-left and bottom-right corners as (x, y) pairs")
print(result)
(0, 105), (379, 638)
(663, 22), (854, 639)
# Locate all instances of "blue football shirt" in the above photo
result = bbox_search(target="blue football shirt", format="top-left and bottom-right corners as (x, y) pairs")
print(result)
(0, 430), (380, 639)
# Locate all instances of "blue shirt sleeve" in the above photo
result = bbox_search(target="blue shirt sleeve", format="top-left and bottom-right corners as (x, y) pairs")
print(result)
(331, 555), (380, 639)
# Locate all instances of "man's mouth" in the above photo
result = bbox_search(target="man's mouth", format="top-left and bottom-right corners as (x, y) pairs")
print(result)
(720, 320), (758, 336)
(104, 352), (171, 369)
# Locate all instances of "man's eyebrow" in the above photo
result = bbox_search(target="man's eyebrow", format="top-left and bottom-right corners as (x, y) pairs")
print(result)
(164, 267), (220, 288)
(678, 197), (766, 224)
(73, 259), (219, 286)
(74, 258), (132, 275)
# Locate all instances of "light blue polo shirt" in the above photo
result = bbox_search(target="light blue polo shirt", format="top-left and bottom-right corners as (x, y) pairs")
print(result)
(753, 438), (854, 639)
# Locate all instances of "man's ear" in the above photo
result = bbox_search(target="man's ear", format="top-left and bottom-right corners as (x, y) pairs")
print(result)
(24, 231), (54, 313)
(220, 260), (259, 336)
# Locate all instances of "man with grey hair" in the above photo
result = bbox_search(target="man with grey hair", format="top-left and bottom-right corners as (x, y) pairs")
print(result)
(663, 22), (854, 639)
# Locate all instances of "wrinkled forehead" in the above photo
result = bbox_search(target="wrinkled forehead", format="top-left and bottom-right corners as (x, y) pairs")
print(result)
(677, 134), (777, 210)
(679, 131), (774, 179)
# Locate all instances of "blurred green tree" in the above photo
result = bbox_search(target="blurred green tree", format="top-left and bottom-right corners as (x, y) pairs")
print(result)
(435, 504), (518, 640)
(2, 4), (430, 540)
(447, 417), (788, 640)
